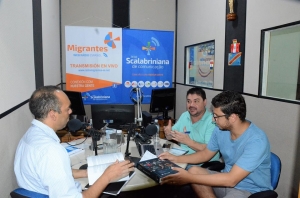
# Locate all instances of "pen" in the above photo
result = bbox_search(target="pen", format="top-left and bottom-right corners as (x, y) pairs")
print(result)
(184, 131), (190, 134)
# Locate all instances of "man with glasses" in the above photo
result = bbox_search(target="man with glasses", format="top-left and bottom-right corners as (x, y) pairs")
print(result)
(159, 91), (272, 198)
(164, 87), (219, 164)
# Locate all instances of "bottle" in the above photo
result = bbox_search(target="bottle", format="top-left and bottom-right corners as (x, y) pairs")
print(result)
(153, 119), (159, 143)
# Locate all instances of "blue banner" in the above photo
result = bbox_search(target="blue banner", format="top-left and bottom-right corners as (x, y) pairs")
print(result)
(121, 29), (174, 104)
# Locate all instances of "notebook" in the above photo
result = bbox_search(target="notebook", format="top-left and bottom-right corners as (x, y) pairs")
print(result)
(84, 171), (135, 196)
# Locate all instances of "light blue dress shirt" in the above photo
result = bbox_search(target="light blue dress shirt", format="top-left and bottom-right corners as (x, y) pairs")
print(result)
(14, 119), (82, 198)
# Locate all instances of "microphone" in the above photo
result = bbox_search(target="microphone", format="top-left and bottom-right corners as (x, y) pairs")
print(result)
(67, 119), (90, 133)
(67, 118), (106, 156)
(145, 124), (158, 136)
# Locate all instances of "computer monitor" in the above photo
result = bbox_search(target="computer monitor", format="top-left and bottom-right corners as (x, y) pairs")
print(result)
(63, 90), (86, 120)
(91, 104), (135, 130)
(149, 88), (176, 120)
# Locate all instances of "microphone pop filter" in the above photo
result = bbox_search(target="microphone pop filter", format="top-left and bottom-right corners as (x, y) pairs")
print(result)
(145, 124), (157, 136)
(67, 118), (82, 133)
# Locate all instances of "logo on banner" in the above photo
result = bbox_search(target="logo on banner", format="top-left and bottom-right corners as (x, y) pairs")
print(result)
(82, 92), (93, 100)
(104, 32), (120, 49)
(142, 37), (160, 55)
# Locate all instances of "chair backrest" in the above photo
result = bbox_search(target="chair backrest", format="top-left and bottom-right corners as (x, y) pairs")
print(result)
(10, 188), (49, 198)
(270, 152), (281, 190)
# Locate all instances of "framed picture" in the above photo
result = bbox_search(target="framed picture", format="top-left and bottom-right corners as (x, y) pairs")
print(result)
(184, 40), (215, 88)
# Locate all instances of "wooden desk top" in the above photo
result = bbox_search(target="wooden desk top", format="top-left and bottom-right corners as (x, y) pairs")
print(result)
(56, 129), (85, 142)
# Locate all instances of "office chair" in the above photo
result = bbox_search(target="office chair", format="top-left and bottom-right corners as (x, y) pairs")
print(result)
(202, 152), (281, 198)
(10, 188), (49, 198)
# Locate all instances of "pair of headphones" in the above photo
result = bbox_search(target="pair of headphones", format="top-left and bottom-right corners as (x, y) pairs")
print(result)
(130, 88), (143, 104)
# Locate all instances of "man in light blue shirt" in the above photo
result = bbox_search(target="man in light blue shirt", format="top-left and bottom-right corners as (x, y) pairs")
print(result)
(160, 91), (272, 197)
(14, 86), (134, 198)
(164, 87), (219, 163)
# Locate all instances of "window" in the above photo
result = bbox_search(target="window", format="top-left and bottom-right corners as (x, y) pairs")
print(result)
(259, 21), (300, 103)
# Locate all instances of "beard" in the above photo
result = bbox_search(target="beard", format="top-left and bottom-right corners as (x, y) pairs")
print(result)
(217, 122), (232, 131)
(188, 107), (203, 117)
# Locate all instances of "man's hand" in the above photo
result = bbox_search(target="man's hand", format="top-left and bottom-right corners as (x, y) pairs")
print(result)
(159, 152), (178, 162)
(171, 129), (191, 145)
(160, 167), (190, 186)
(163, 120), (173, 140)
(102, 160), (135, 183)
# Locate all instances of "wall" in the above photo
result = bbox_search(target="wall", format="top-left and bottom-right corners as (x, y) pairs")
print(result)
(176, 0), (300, 197)
(0, 0), (60, 197)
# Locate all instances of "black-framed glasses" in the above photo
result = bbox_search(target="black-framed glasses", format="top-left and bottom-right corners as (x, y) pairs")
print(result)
(212, 114), (227, 121)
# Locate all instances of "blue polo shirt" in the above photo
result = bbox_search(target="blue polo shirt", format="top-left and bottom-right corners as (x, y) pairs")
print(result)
(172, 109), (219, 162)
(207, 122), (272, 193)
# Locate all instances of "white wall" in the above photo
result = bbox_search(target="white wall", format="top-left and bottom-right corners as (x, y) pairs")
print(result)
(176, 0), (226, 90)
(0, 0), (35, 113)
(0, 0), (35, 197)
(42, 0), (61, 85)
(0, 0), (60, 197)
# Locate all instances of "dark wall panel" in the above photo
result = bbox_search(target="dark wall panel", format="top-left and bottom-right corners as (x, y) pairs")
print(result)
(223, 0), (247, 92)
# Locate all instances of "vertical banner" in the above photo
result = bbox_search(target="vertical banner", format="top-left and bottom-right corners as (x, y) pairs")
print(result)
(122, 29), (174, 104)
(65, 26), (123, 104)
(65, 27), (174, 104)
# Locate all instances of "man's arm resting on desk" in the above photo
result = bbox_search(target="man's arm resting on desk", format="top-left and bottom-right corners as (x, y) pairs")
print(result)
(160, 148), (216, 165)
(161, 164), (250, 187)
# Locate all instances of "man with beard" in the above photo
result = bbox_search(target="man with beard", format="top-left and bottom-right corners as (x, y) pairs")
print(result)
(164, 87), (219, 164)
(159, 91), (272, 198)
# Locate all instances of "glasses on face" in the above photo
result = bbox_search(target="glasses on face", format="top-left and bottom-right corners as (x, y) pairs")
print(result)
(212, 113), (227, 121)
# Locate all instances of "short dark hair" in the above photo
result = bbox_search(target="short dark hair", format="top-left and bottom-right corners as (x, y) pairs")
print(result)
(211, 90), (246, 121)
(29, 85), (62, 120)
(186, 87), (206, 100)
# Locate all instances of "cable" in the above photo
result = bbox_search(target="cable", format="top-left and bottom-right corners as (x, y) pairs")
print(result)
(130, 88), (143, 126)
(66, 133), (88, 146)
(136, 88), (143, 125)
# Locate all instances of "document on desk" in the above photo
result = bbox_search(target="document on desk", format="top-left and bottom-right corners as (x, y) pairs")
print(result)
(61, 143), (84, 156)
(87, 152), (130, 185)
(139, 150), (158, 162)
(86, 152), (135, 195)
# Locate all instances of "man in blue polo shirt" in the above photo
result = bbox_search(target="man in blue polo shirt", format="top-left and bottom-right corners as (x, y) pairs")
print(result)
(164, 87), (219, 163)
(160, 91), (272, 197)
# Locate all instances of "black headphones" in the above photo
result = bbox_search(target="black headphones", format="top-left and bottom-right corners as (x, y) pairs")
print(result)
(130, 88), (143, 104)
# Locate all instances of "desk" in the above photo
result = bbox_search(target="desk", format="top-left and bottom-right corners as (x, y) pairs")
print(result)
(69, 137), (186, 191)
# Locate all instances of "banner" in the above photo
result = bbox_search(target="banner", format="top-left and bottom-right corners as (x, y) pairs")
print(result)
(65, 26), (174, 104)
(122, 29), (174, 104)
